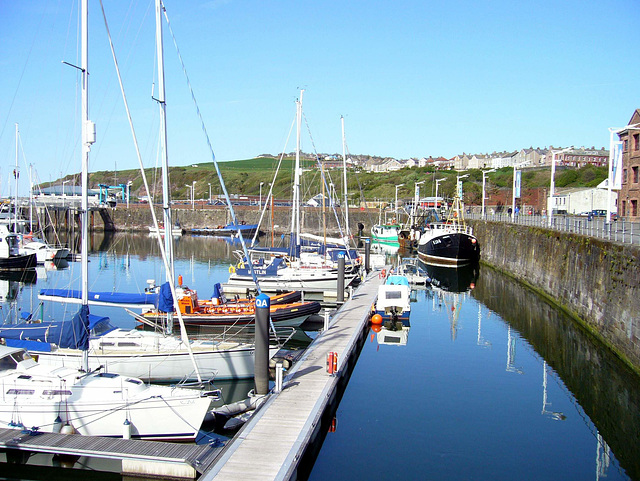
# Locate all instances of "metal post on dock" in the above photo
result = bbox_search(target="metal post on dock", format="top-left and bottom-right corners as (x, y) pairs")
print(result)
(364, 238), (371, 273)
(254, 293), (270, 395)
(324, 310), (330, 331)
(275, 362), (284, 393)
(337, 254), (345, 303)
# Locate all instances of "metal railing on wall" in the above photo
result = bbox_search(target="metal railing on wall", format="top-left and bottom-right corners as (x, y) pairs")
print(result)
(466, 212), (640, 246)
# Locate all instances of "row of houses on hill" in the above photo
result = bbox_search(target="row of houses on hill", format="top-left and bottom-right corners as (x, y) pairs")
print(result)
(357, 146), (609, 172)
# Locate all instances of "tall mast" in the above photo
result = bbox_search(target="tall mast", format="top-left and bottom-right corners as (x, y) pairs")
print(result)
(13, 124), (19, 230)
(81, 0), (95, 371)
(155, 0), (174, 284)
(341, 115), (349, 241)
(290, 90), (304, 256)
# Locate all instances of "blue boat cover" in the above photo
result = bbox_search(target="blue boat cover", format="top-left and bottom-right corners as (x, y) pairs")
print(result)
(158, 282), (173, 313)
(39, 288), (160, 306)
(1, 305), (92, 351)
(386, 275), (410, 287)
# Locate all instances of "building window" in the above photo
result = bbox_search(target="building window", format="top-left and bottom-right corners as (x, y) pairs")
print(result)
(632, 199), (638, 217)
(634, 133), (640, 151)
(624, 139), (629, 151)
(622, 201), (626, 217)
(623, 168), (628, 184)
(634, 166), (639, 183)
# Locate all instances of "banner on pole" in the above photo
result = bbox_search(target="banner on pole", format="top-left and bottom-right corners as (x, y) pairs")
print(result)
(611, 141), (623, 190)
(515, 170), (521, 198)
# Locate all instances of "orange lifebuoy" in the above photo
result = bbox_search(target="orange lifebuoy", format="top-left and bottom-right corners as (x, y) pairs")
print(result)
(380, 268), (386, 278)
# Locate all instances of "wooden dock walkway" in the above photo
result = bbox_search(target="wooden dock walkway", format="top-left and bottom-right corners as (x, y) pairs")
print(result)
(0, 427), (222, 478)
(201, 269), (384, 480)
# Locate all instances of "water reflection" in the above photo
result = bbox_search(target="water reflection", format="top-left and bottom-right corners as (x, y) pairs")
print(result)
(472, 267), (640, 480)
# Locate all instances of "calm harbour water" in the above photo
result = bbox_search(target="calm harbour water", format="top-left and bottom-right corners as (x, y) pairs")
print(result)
(1, 233), (639, 480)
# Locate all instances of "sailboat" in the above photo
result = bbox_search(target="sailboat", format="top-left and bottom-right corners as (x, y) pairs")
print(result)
(13, 0), (278, 383)
(0, 0), (214, 440)
(226, 92), (361, 293)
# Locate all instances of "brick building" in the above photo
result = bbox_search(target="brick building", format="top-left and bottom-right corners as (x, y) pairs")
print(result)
(618, 109), (640, 219)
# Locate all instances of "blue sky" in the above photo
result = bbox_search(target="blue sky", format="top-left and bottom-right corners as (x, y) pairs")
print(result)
(1, 0), (639, 195)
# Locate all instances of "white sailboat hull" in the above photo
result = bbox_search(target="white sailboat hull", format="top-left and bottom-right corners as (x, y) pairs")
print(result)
(33, 330), (278, 381)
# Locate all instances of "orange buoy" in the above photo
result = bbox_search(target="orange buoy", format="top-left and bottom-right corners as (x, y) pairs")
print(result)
(371, 324), (382, 333)
(371, 313), (383, 325)
(178, 275), (183, 287)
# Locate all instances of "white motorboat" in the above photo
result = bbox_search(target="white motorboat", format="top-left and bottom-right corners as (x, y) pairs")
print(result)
(0, 344), (213, 440)
(19, 237), (69, 263)
(374, 275), (411, 322)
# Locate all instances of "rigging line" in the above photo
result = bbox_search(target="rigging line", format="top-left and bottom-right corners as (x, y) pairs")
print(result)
(301, 113), (354, 252)
(251, 114), (297, 246)
(98, 0), (202, 384)
(161, 4), (262, 293)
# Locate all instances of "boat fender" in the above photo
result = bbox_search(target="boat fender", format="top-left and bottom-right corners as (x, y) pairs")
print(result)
(123, 419), (131, 440)
(60, 423), (77, 435)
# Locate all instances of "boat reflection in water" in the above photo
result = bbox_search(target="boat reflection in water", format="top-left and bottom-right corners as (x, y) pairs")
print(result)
(423, 262), (479, 340)
(423, 262), (479, 293)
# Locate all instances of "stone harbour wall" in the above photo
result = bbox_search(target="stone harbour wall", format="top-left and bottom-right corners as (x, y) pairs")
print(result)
(469, 220), (640, 373)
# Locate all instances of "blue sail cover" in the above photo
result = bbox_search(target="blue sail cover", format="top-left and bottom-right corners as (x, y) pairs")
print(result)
(1, 305), (94, 351)
(158, 282), (173, 313)
(39, 288), (160, 306)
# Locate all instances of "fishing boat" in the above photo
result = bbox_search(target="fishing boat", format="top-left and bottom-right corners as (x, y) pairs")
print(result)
(417, 194), (480, 266)
(371, 223), (402, 246)
(0, 344), (213, 440)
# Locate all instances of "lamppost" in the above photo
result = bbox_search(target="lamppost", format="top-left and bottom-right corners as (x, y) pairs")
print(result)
(259, 181), (264, 207)
(192, 180), (196, 210)
(208, 183), (212, 205)
(511, 162), (527, 220)
(482, 169), (496, 218)
(413, 180), (425, 224)
(395, 183), (404, 218)
(456, 174), (469, 198)
(435, 178), (446, 211)
(185, 184), (193, 209)
(126, 180), (132, 208)
(548, 148), (571, 227)
(62, 180), (70, 207)
(607, 123), (640, 226)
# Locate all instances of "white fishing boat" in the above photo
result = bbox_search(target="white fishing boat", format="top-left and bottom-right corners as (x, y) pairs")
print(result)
(147, 222), (184, 237)
(0, 344), (213, 441)
(19, 237), (70, 263)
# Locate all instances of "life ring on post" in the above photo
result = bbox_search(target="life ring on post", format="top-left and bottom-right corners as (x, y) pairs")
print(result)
(229, 265), (236, 274)
(379, 268), (387, 279)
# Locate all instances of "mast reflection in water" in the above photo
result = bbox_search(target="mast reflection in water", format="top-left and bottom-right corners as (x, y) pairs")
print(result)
(308, 262), (640, 481)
